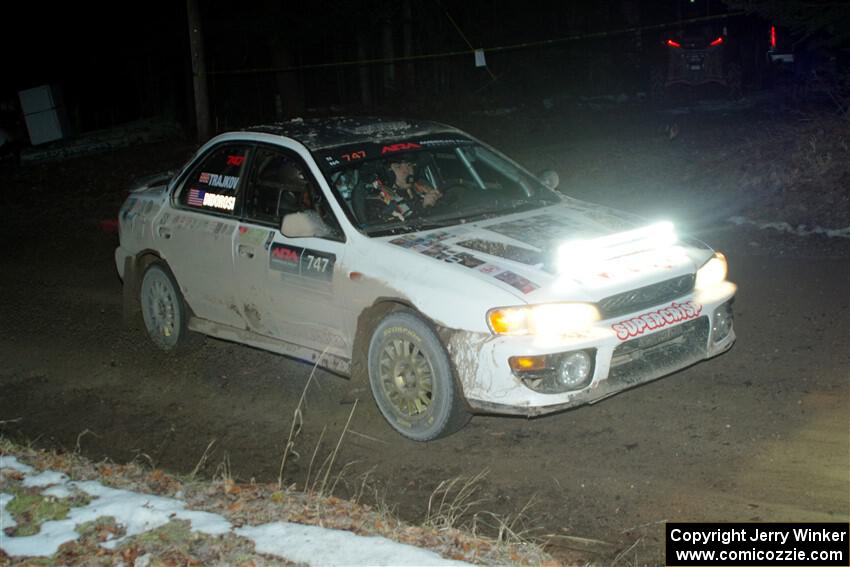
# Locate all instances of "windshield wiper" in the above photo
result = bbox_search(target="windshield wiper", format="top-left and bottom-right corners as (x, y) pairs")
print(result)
(434, 198), (549, 224)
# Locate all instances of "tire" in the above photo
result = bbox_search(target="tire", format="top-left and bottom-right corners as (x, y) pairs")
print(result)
(367, 311), (470, 441)
(139, 261), (200, 352)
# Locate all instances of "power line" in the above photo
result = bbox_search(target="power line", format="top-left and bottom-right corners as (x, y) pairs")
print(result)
(208, 11), (746, 77)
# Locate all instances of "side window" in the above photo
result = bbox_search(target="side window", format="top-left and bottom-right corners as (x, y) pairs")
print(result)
(244, 148), (343, 240)
(179, 145), (250, 215)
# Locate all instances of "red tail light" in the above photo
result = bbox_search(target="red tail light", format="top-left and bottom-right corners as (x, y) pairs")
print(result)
(770, 25), (777, 49)
(709, 36), (724, 47)
(666, 39), (682, 48)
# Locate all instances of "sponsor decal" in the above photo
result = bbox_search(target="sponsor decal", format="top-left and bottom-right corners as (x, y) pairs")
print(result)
(206, 193), (235, 210)
(226, 154), (246, 166)
(387, 233), (541, 290)
(446, 252), (485, 268)
(611, 300), (702, 341)
(198, 172), (239, 190)
(187, 188), (205, 207)
(387, 231), (453, 251)
(380, 142), (421, 154)
(208, 221), (233, 236)
(494, 271), (539, 294)
(477, 263), (501, 274)
(269, 243), (335, 282)
(324, 155), (341, 168)
(238, 226), (270, 246)
(580, 206), (639, 231)
(121, 197), (140, 221)
(457, 239), (542, 265)
(389, 234), (486, 268)
(486, 214), (600, 249)
(417, 138), (473, 147)
(341, 150), (366, 162)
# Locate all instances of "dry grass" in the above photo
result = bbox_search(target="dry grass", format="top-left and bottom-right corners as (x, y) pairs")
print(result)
(0, 436), (568, 565)
(425, 469), (491, 531)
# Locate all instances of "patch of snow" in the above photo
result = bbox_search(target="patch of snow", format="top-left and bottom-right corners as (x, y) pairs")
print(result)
(728, 216), (850, 238)
(0, 463), (472, 566)
(1, 508), (81, 557)
(2, 480), (232, 556)
(22, 470), (69, 487)
(237, 522), (472, 566)
(41, 485), (73, 499)
(72, 480), (232, 548)
(0, 456), (35, 474)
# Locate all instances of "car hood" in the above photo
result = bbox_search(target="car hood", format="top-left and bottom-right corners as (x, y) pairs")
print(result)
(377, 200), (713, 307)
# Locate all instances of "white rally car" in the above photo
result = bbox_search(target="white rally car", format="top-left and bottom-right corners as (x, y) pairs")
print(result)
(116, 118), (736, 441)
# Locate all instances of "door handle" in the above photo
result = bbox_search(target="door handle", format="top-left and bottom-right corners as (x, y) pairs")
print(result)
(157, 226), (172, 240)
(237, 244), (255, 259)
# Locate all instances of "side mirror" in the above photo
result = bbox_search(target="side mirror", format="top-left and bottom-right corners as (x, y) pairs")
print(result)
(281, 211), (332, 238)
(538, 170), (560, 191)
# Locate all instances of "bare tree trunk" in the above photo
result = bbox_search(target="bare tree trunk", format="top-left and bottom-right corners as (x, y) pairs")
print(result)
(272, 40), (304, 118)
(357, 31), (372, 107)
(381, 17), (395, 97)
(186, 0), (211, 142)
(402, 0), (414, 91)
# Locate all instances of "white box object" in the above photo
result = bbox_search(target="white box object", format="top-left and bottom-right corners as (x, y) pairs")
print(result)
(25, 110), (65, 145)
(18, 84), (69, 145)
(19, 85), (59, 115)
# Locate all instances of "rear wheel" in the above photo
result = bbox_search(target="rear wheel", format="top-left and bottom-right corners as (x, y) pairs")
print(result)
(139, 261), (200, 352)
(367, 311), (470, 441)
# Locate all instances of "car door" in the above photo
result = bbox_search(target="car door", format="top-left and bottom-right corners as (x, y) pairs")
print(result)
(233, 145), (350, 358)
(159, 143), (251, 328)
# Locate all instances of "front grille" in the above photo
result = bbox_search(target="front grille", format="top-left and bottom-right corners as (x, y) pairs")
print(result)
(609, 317), (709, 386)
(597, 274), (694, 319)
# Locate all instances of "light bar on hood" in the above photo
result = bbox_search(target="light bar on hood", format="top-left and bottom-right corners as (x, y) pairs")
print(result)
(556, 221), (677, 273)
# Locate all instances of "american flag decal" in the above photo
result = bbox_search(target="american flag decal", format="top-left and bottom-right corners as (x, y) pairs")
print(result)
(199, 172), (210, 184)
(187, 188), (205, 207)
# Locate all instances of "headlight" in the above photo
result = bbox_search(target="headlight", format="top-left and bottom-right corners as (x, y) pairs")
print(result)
(487, 303), (600, 336)
(695, 252), (728, 290)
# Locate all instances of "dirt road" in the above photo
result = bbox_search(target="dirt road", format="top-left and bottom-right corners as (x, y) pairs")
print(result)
(1, 100), (848, 563)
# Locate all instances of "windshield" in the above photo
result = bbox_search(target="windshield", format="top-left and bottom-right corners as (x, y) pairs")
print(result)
(318, 137), (560, 236)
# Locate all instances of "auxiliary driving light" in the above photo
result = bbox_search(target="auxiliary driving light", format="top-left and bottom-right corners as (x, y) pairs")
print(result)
(712, 301), (734, 343)
(511, 349), (596, 394)
(556, 351), (593, 389)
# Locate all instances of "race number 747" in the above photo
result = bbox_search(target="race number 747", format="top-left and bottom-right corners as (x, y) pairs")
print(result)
(305, 254), (330, 273)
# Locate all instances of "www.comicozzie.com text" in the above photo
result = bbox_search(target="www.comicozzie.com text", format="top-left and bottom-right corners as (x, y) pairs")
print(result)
(670, 527), (847, 546)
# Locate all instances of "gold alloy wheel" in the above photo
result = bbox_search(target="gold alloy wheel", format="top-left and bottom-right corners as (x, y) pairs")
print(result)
(378, 339), (434, 418)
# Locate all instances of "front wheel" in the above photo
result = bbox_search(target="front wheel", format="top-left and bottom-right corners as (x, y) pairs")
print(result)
(367, 311), (470, 441)
(139, 261), (199, 352)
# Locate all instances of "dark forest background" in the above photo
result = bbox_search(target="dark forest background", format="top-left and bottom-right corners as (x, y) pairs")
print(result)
(3, 0), (849, 141)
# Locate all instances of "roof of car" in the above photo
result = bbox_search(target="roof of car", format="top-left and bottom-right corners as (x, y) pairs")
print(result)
(245, 117), (464, 151)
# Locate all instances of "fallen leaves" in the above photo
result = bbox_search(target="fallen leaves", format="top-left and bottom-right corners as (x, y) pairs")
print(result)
(1, 437), (561, 566)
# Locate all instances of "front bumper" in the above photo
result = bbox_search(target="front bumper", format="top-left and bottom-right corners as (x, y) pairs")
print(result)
(449, 284), (736, 416)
